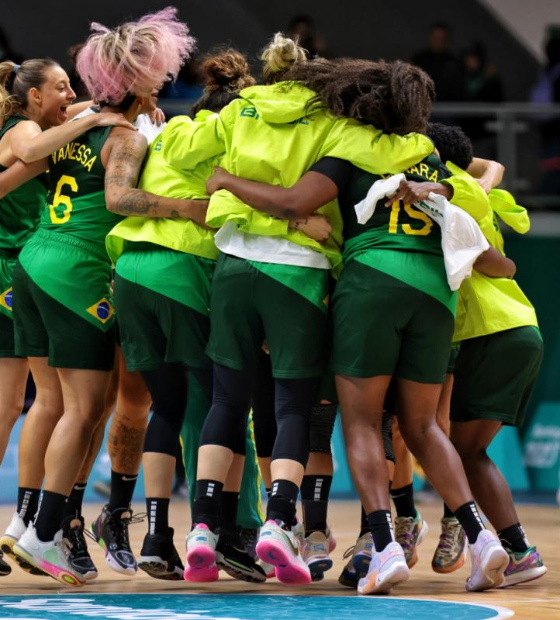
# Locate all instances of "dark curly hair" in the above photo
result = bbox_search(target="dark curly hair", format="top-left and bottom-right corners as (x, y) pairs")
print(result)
(191, 48), (255, 116)
(427, 122), (473, 169)
(285, 57), (435, 134)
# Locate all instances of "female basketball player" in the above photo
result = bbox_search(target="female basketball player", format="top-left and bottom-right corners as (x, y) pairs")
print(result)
(202, 58), (511, 594)
(10, 8), (204, 587)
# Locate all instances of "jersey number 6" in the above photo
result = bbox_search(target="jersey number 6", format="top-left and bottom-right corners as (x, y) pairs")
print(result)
(49, 175), (78, 224)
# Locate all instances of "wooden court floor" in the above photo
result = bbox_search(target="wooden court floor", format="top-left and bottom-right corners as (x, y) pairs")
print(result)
(0, 500), (558, 619)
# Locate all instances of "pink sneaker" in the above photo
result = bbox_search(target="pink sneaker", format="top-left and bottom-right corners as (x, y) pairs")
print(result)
(256, 520), (311, 585)
(184, 524), (218, 582)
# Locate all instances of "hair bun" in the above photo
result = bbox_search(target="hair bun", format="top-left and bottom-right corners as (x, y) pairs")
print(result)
(202, 49), (254, 93)
(261, 33), (307, 84)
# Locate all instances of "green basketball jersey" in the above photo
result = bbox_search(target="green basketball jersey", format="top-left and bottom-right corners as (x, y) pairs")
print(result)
(0, 116), (47, 254)
(342, 153), (449, 261)
(39, 125), (122, 252)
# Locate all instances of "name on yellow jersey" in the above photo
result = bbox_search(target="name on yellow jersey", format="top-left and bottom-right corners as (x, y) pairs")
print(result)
(51, 142), (97, 172)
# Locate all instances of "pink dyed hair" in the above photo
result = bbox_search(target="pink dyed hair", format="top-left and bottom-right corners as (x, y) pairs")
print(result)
(76, 6), (195, 105)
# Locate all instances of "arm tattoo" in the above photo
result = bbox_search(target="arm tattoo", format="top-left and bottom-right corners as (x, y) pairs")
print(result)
(115, 189), (159, 215)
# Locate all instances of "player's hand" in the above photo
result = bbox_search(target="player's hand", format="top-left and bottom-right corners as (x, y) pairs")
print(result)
(206, 166), (232, 195)
(149, 107), (166, 126)
(292, 214), (332, 244)
(385, 180), (432, 206)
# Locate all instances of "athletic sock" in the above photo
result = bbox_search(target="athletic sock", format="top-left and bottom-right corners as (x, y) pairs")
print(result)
(107, 470), (138, 512)
(390, 483), (416, 519)
(63, 482), (87, 520)
(267, 479), (299, 526)
(265, 488), (272, 500)
(301, 474), (333, 535)
(219, 491), (241, 544)
(497, 523), (530, 553)
(146, 498), (170, 535)
(359, 504), (369, 537)
(35, 491), (68, 542)
(443, 503), (455, 519)
(366, 509), (395, 552)
(17, 487), (40, 526)
(454, 501), (485, 545)
(192, 480), (223, 532)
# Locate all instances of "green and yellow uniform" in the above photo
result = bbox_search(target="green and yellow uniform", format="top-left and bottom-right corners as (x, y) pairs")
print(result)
(0, 116), (47, 357)
(162, 83), (435, 378)
(13, 126), (120, 370)
(310, 155), (485, 383)
(107, 111), (263, 529)
(447, 163), (543, 426)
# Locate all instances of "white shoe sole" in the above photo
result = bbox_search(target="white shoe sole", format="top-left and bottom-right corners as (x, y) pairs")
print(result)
(358, 560), (409, 595)
(467, 545), (509, 592)
(500, 565), (547, 588)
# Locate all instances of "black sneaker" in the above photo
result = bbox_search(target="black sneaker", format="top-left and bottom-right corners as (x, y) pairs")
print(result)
(216, 539), (267, 583)
(91, 505), (142, 575)
(138, 527), (184, 581)
(62, 516), (98, 581)
(240, 528), (258, 560)
(0, 549), (11, 576)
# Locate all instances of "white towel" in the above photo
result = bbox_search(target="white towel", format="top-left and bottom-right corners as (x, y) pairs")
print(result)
(354, 174), (489, 291)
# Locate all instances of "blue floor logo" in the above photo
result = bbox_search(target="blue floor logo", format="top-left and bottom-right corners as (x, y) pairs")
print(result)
(0, 595), (513, 620)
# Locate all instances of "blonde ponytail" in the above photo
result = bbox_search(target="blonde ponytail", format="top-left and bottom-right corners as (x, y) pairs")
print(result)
(261, 33), (307, 85)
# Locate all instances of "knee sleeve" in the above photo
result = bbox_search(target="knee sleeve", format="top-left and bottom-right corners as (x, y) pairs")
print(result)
(271, 377), (320, 467)
(142, 364), (188, 456)
(251, 352), (277, 458)
(199, 364), (251, 455)
(382, 410), (395, 464)
(309, 403), (337, 454)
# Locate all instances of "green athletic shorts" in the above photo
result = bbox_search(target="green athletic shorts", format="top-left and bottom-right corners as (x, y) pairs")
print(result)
(13, 261), (116, 370)
(451, 326), (543, 426)
(114, 245), (213, 371)
(0, 255), (18, 358)
(207, 254), (329, 379)
(332, 259), (455, 383)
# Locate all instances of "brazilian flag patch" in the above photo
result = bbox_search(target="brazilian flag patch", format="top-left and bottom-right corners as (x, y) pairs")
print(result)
(0, 287), (13, 312)
(86, 297), (114, 324)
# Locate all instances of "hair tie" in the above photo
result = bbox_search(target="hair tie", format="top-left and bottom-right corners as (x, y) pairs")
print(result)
(12, 64), (21, 75)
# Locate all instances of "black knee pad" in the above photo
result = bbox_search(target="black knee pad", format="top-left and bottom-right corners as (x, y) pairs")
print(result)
(382, 410), (395, 464)
(309, 403), (337, 454)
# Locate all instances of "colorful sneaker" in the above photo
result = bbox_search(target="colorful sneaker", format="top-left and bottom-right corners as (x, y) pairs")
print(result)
(500, 546), (547, 587)
(395, 511), (428, 568)
(0, 550), (10, 576)
(14, 524), (85, 587)
(91, 505), (140, 575)
(432, 517), (468, 574)
(240, 528), (258, 559)
(0, 512), (45, 576)
(358, 541), (410, 595)
(466, 530), (509, 592)
(256, 520), (311, 585)
(138, 527), (184, 581)
(338, 532), (374, 589)
(62, 516), (98, 581)
(216, 539), (267, 583)
(301, 531), (333, 581)
(184, 523), (219, 582)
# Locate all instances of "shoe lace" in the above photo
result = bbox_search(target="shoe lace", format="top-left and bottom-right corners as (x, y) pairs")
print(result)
(107, 511), (145, 549)
(438, 522), (462, 556)
(63, 522), (93, 557)
(342, 545), (356, 560)
(395, 520), (415, 547)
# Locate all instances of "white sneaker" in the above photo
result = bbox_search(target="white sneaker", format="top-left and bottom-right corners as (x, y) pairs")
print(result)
(256, 520), (311, 585)
(14, 524), (86, 587)
(466, 530), (509, 592)
(358, 541), (410, 595)
(0, 513), (45, 576)
(184, 523), (219, 582)
(302, 531), (332, 580)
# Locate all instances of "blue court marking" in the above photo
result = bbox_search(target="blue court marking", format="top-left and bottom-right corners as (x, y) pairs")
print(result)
(0, 594), (513, 620)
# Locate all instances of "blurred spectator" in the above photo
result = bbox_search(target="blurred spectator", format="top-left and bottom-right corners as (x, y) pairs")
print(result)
(457, 43), (503, 146)
(0, 25), (23, 64)
(287, 14), (328, 58)
(458, 43), (503, 103)
(531, 26), (560, 194)
(67, 43), (90, 99)
(412, 22), (459, 101)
